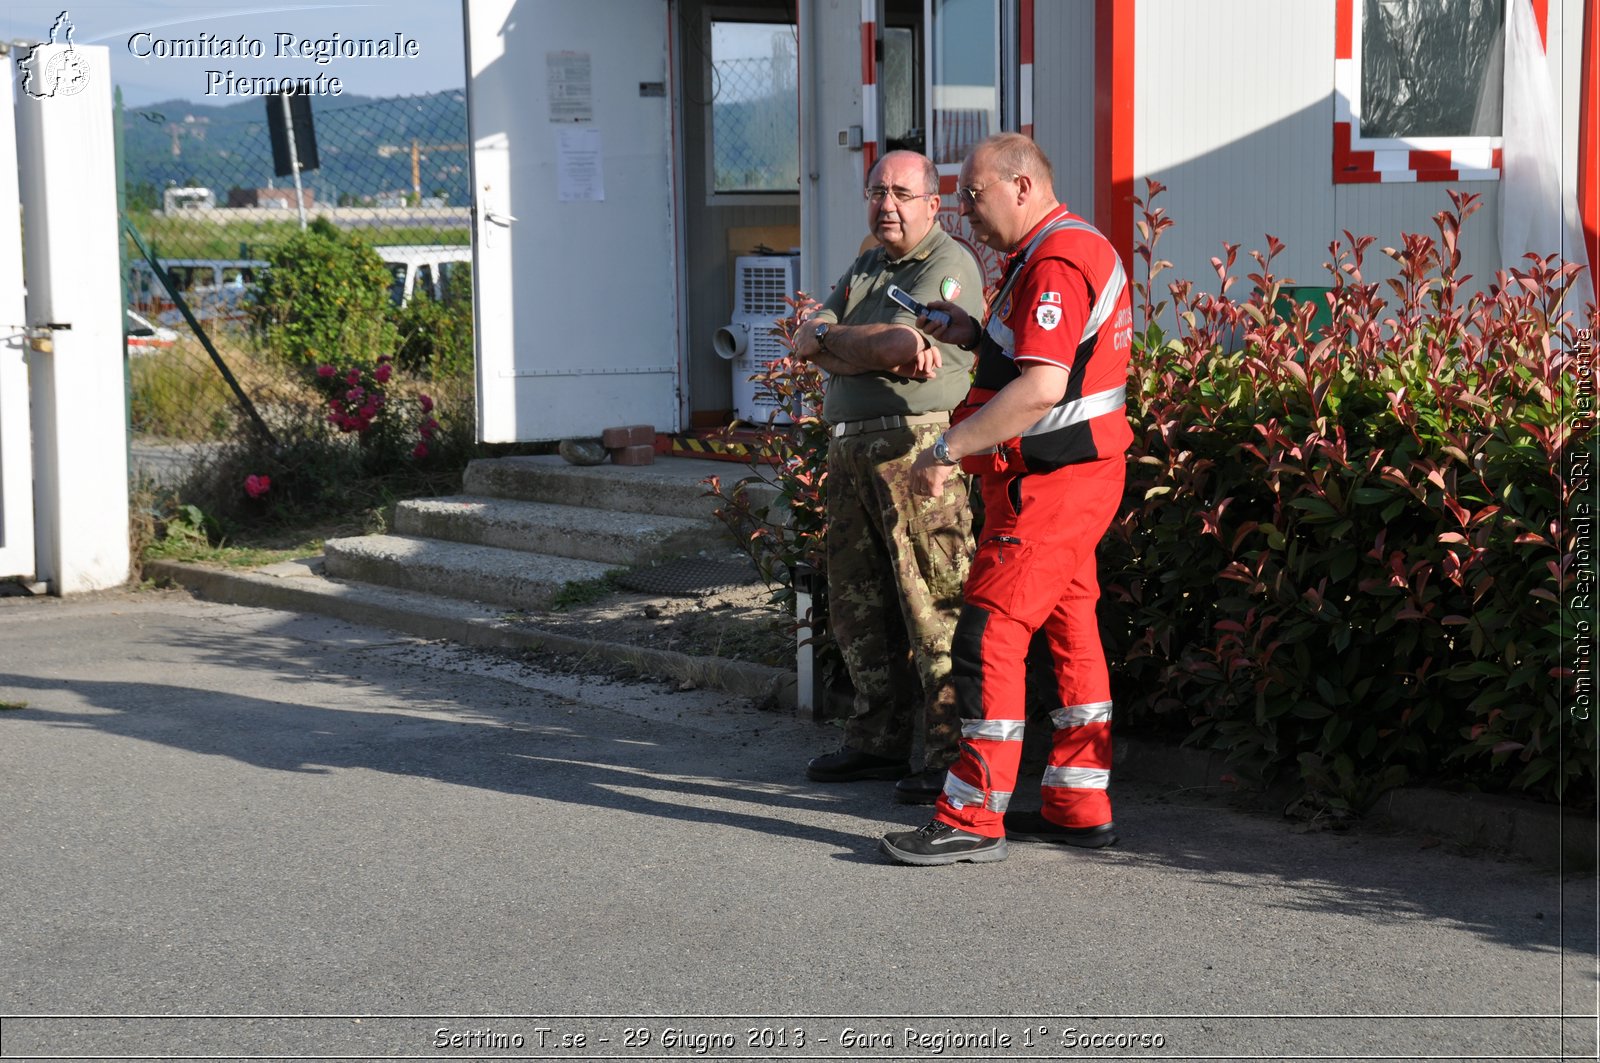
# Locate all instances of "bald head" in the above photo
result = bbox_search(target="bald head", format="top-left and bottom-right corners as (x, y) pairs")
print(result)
(975, 133), (1055, 193)
(958, 134), (1062, 253)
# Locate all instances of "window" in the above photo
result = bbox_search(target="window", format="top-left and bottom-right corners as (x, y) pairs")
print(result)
(1335, 0), (1515, 182)
(1359, 0), (1504, 139)
(709, 19), (799, 194)
(929, 0), (999, 167)
(882, 23), (923, 153)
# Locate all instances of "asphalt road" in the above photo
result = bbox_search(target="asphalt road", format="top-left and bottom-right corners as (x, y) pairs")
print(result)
(0, 590), (1593, 1062)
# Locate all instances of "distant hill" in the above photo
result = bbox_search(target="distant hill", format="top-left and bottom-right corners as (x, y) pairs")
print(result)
(120, 89), (471, 209)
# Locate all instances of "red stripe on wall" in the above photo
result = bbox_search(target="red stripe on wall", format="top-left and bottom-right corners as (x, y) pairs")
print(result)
(1408, 149), (1456, 172)
(1094, 0), (1135, 271)
(1020, 0), (1034, 64)
(1333, 121), (1376, 183)
(1582, 0), (1599, 292)
(1335, 0), (1354, 60)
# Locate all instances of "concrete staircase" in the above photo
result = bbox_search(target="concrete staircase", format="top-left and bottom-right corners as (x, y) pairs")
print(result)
(322, 454), (760, 610)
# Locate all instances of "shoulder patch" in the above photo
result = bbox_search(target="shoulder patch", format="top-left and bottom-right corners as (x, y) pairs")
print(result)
(940, 276), (962, 301)
(1039, 291), (1062, 304)
(1035, 304), (1062, 330)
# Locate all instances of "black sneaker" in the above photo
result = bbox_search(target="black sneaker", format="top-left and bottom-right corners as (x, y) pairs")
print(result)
(880, 820), (1008, 865)
(892, 767), (948, 805)
(1003, 810), (1119, 848)
(806, 747), (907, 782)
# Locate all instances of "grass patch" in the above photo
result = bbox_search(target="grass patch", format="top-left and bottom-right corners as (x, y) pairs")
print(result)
(547, 571), (625, 612)
(0, 700), (27, 711)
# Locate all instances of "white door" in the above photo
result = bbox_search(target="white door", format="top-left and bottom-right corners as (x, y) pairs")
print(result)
(466, 0), (681, 443)
(0, 61), (35, 581)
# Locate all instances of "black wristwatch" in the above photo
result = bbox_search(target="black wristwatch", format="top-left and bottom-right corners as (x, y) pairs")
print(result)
(813, 322), (832, 352)
(932, 433), (959, 466)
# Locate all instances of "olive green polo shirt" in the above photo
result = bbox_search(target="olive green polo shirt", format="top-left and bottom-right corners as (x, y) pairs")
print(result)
(811, 225), (985, 424)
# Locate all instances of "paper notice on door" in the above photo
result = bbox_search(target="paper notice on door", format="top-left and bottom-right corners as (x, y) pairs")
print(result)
(546, 51), (593, 122)
(557, 127), (605, 202)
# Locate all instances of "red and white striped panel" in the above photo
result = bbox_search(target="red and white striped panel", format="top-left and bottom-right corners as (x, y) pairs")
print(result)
(1020, 0), (1034, 138)
(1332, 0), (1546, 184)
(861, 0), (878, 180)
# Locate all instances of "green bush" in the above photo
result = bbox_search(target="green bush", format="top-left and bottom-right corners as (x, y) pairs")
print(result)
(391, 261), (475, 380)
(1104, 182), (1595, 810)
(250, 217), (398, 370)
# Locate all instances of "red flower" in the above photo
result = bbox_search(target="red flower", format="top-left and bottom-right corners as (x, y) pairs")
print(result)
(244, 474), (272, 499)
(418, 394), (434, 413)
(345, 368), (362, 385)
(373, 363), (393, 384)
(316, 364), (336, 378)
(412, 442), (429, 459)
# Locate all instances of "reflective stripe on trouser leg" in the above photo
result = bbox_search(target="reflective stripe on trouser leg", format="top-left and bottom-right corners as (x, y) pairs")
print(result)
(1040, 566), (1115, 828)
(934, 602), (1029, 837)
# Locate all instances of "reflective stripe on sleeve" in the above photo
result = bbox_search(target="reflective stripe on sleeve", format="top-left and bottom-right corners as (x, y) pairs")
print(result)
(1049, 701), (1113, 729)
(1021, 386), (1127, 439)
(961, 719), (1026, 742)
(1042, 766), (1110, 790)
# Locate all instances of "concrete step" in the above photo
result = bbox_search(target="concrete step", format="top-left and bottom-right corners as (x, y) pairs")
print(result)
(393, 495), (715, 566)
(462, 454), (775, 520)
(322, 534), (619, 612)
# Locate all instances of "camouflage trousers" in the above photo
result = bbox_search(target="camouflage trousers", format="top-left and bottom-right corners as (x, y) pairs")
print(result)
(826, 421), (973, 770)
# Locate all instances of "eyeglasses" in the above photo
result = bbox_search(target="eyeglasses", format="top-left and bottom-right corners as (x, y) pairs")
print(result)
(955, 174), (1019, 209)
(865, 185), (938, 204)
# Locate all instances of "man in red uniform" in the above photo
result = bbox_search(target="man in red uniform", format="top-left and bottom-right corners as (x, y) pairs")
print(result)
(880, 133), (1134, 866)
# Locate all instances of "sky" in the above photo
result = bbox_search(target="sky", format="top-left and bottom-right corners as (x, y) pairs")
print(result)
(2, 2), (467, 105)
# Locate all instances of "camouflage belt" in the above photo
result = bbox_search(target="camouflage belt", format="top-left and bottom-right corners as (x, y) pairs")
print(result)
(829, 411), (949, 439)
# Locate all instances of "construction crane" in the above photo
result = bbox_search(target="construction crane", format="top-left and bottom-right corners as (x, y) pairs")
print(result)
(377, 139), (468, 200)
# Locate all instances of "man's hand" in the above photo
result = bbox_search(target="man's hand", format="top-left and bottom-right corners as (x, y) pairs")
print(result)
(921, 299), (983, 350)
(909, 443), (958, 497)
(886, 337), (942, 380)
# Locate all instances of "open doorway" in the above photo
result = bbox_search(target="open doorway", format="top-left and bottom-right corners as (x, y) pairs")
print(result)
(676, 0), (802, 429)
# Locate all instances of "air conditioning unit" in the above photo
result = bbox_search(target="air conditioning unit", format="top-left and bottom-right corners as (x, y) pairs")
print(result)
(713, 254), (802, 424)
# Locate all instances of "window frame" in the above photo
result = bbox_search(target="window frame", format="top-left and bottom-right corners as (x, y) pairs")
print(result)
(1334, 0), (1514, 182)
(703, 11), (800, 205)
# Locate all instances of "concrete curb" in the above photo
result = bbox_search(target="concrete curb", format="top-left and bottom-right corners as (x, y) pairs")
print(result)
(144, 560), (795, 707)
(145, 559), (1593, 869)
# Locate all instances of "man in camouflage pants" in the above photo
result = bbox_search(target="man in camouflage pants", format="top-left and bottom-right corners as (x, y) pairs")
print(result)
(792, 150), (985, 803)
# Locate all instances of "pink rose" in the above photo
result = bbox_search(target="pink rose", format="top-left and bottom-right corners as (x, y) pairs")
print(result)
(373, 363), (393, 383)
(317, 364), (336, 378)
(244, 474), (271, 499)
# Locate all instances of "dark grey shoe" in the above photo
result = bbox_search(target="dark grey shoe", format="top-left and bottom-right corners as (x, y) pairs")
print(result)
(880, 820), (1008, 865)
(893, 767), (948, 805)
(1003, 810), (1119, 848)
(806, 747), (907, 782)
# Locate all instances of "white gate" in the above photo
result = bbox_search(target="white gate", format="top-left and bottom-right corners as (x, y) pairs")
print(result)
(0, 54), (35, 581)
(4, 37), (130, 593)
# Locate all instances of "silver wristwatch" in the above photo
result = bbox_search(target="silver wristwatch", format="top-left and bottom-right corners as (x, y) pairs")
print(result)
(932, 433), (959, 466)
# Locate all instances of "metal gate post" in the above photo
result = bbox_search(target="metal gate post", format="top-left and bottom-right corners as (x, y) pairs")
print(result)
(15, 41), (129, 594)
(0, 46), (36, 582)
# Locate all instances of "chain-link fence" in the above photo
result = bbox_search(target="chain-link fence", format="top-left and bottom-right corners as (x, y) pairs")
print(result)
(120, 89), (475, 529)
(710, 54), (798, 193)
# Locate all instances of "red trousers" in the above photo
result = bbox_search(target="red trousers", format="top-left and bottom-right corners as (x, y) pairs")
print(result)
(934, 457), (1125, 837)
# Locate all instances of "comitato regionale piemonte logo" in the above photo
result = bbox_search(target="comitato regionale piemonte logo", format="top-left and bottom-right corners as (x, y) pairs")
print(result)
(21, 11), (92, 100)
